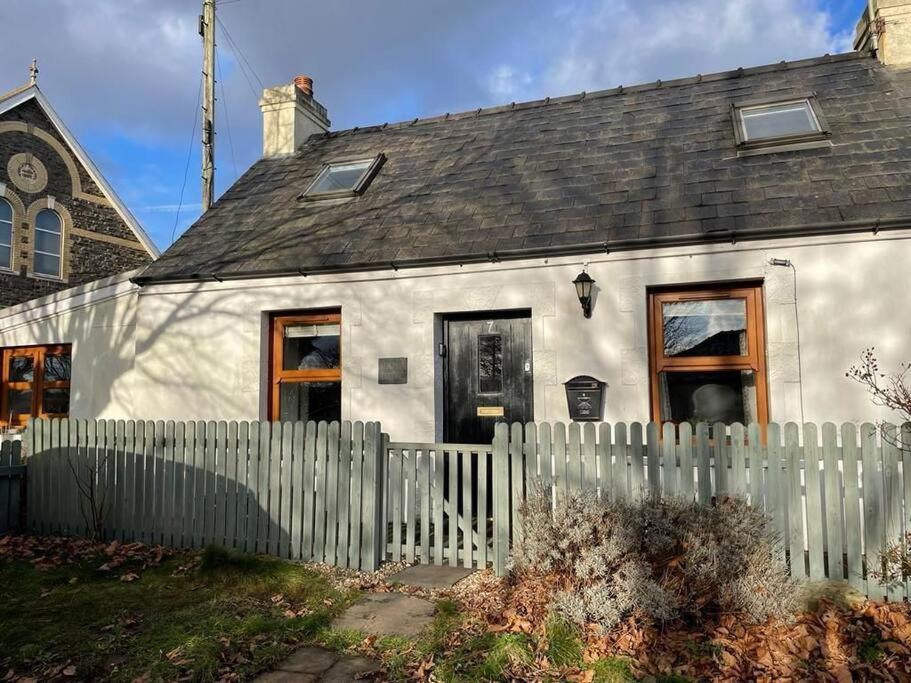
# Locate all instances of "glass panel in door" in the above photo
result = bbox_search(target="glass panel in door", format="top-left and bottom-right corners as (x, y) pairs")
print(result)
(478, 334), (503, 394)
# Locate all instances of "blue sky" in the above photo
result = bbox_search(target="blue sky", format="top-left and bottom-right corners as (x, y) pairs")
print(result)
(0, 0), (863, 251)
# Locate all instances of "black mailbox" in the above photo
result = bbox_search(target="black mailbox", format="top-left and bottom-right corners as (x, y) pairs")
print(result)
(564, 375), (605, 422)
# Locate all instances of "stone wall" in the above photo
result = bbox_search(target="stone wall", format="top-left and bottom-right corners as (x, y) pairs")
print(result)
(0, 98), (152, 309)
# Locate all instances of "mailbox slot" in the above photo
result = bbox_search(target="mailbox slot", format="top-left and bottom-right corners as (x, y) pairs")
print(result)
(564, 375), (605, 422)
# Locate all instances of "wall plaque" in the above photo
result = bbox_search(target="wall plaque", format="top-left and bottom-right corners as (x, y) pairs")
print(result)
(477, 406), (505, 417)
(8, 153), (48, 194)
(378, 357), (407, 384)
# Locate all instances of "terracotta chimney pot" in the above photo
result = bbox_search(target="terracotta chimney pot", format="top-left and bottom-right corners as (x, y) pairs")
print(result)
(294, 75), (313, 97)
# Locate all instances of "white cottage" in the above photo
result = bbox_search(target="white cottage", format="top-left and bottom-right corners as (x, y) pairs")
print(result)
(2, 3), (911, 441)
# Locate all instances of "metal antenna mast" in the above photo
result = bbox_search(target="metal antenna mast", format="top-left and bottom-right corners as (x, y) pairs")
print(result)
(200, 0), (216, 212)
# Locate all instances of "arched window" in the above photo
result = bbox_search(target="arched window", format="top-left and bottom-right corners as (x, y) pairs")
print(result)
(34, 209), (62, 278)
(0, 198), (12, 270)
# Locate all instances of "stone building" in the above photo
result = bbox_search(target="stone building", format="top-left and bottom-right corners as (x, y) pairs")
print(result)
(0, 70), (157, 310)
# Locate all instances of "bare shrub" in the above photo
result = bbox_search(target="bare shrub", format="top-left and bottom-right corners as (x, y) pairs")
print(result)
(513, 488), (798, 631)
(875, 531), (911, 589)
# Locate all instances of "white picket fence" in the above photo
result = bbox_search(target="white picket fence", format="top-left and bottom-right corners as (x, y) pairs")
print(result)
(490, 421), (911, 599)
(13, 418), (911, 598)
(24, 419), (385, 570)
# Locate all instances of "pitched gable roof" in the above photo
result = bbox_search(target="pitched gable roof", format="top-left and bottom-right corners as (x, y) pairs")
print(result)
(0, 84), (160, 258)
(137, 52), (911, 284)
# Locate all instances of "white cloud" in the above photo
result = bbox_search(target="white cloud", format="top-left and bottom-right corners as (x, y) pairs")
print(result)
(486, 65), (534, 99)
(0, 0), (859, 248)
(484, 0), (854, 103)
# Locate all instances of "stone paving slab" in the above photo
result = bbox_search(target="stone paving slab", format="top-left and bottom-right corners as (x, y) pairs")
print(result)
(254, 646), (381, 682)
(255, 672), (319, 682)
(279, 646), (339, 674)
(320, 656), (381, 682)
(388, 564), (475, 589)
(333, 592), (436, 638)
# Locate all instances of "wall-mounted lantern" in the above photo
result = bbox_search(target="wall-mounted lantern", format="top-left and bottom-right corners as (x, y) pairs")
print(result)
(573, 270), (595, 318)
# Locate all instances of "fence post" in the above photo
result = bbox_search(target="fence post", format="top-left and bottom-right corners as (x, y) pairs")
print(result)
(25, 420), (35, 533)
(359, 422), (385, 571)
(492, 423), (510, 576)
(0, 435), (24, 533)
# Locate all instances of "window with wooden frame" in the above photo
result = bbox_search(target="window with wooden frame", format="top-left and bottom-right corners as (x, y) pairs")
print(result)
(269, 311), (341, 423)
(648, 284), (768, 426)
(1, 345), (72, 428)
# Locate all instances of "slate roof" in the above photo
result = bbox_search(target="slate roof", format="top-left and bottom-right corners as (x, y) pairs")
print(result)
(137, 51), (911, 283)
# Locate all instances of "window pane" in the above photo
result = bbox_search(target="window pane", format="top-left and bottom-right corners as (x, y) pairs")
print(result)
(0, 199), (11, 223)
(662, 299), (747, 357)
(741, 102), (818, 141)
(307, 161), (371, 194)
(0, 222), (11, 246)
(44, 354), (71, 382)
(8, 356), (33, 382)
(34, 252), (61, 277)
(0, 245), (9, 269)
(35, 210), (61, 233)
(7, 389), (32, 417)
(478, 334), (503, 394)
(42, 388), (70, 415)
(279, 381), (341, 423)
(35, 229), (61, 255)
(282, 322), (340, 371)
(659, 370), (757, 425)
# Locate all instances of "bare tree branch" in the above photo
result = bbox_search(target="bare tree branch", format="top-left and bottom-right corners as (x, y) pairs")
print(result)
(847, 347), (911, 452)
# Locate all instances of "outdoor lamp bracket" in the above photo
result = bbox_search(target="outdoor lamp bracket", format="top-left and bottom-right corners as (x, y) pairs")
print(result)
(573, 270), (595, 318)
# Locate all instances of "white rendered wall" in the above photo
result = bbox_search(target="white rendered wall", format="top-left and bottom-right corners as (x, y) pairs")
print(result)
(2, 232), (909, 440)
(0, 274), (140, 420)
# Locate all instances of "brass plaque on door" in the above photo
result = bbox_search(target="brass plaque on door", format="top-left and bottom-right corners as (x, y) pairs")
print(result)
(477, 406), (505, 417)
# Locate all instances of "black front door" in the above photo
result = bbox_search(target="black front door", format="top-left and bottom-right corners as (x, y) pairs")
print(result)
(443, 311), (533, 444)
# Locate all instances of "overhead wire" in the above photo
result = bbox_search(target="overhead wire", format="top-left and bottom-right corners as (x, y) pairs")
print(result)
(216, 14), (264, 102)
(169, 5), (256, 246)
(216, 47), (239, 181)
(170, 73), (203, 246)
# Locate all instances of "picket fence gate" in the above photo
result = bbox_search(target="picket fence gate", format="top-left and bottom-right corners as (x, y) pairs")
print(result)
(0, 435), (25, 534)
(15, 418), (911, 598)
(25, 419), (385, 571)
(383, 442), (495, 569)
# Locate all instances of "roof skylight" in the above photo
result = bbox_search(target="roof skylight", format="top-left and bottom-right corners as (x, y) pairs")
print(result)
(732, 97), (829, 151)
(301, 154), (385, 200)
(740, 101), (819, 141)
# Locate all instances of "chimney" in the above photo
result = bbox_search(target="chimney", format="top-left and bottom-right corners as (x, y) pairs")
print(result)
(855, 0), (911, 67)
(259, 75), (330, 158)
